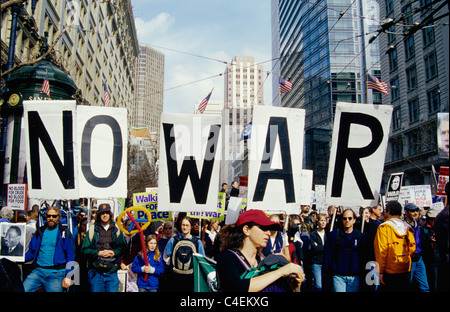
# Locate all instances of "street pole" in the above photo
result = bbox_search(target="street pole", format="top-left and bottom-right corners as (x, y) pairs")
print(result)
(1, 4), (23, 205)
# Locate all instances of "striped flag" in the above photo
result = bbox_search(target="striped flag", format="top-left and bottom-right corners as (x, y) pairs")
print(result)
(198, 88), (213, 114)
(279, 77), (292, 93)
(104, 83), (111, 106)
(367, 73), (389, 95)
(41, 70), (50, 98)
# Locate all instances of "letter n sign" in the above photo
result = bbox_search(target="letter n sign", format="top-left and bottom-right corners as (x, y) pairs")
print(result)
(326, 102), (393, 207)
(24, 101), (79, 199)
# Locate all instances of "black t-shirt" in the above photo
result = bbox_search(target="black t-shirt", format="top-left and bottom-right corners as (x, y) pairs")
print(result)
(217, 249), (253, 292)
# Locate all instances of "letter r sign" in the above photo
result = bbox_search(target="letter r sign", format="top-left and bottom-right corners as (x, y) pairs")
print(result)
(326, 102), (392, 208)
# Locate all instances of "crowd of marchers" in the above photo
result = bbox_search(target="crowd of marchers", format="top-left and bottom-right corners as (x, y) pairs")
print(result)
(0, 181), (448, 293)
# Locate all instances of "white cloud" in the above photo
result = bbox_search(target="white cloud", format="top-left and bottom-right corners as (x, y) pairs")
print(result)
(134, 13), (175, 42)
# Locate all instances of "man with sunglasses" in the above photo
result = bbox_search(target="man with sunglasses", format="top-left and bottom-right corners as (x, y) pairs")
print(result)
(23, 207), (75, 292)
(324, 209), (365, 292)
(404, 203), (429, 292)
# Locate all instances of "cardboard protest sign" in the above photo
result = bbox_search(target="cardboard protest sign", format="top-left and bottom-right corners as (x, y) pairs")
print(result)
(246, 105), (305, 213)
(0, 223), (26, 262)
(299, 170), (313, 206)
(436, 166), (449, 196)
(386, 172), (404, 202)
(24, 101), (79, 199)
(399, 185), (433, 207)
(314, 185), (327, 213)
(326, 102), (392, 207)
(77, 106), (127, 198)
(158, 113), (222, 212)
(133, 190), (172, 222)
(225, 197), (243, 225)
(23, 101), (128, 199)
(7, 184), (27, 210)
(188, 192), (226, 220)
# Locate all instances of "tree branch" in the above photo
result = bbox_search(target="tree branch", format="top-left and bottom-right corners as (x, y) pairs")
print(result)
(1, 29), (66, 78)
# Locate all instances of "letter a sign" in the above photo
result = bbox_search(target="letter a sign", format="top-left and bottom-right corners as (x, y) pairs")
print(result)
(326, 102), (392, 207)
(247, 106), (305, 213)
(158, 113), (222, 212)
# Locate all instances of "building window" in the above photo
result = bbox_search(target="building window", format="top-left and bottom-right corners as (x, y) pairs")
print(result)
(387, 25), (396, 43)
(408, 131), (422, 156)
(406, 65), (417, 91)
(408, 98), (420, 123)
(391, 137), (403, 161)
(393, 106), (402, 130)
(427, 87), (440, 114)
(422, 23), (435, 47)
(424, 52), (438, 81)
(385, 0), (394, 15)
(404, 35), (415, 60)
(390, 77), (399, 101)
(388, 48), (398, 72)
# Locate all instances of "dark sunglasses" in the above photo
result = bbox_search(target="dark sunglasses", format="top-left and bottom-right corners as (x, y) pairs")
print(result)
(342, 217), (353, 221)
(46, 214), (59, 219)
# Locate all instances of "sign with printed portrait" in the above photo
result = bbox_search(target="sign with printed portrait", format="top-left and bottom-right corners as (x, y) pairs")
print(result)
(0, 223), (26, 262)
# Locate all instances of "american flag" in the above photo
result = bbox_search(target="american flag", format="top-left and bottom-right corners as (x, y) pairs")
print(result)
(198, 89), (213, 114)
(41, 71), (50, 98)
(279, 77), (292, 93)
(104, 83), (110, 106)
(367, 73), (389, 95)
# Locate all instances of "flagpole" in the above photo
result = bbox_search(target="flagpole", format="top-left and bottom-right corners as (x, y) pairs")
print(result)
(278, 74), (281, 107)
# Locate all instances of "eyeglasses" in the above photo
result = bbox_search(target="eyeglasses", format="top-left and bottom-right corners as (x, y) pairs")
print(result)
(164, 227), (172, 230)
(255, 225), (272, 232)
(46, 214), (59, 219)
(342, 217), (353, 221)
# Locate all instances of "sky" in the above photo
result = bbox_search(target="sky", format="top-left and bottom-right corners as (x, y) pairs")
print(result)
(131, 0), (273, 114)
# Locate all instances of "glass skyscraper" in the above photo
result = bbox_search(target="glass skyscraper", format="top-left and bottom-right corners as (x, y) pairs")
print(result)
(272, 0), (382, 184)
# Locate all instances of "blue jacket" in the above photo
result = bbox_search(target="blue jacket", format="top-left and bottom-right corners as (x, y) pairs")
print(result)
(131, 250), (165, 290)
(324, 228), (365, 276)
(25, 224), (75, 276)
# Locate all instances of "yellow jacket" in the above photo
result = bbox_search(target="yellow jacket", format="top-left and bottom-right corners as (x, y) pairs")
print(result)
(374, 216), (416, 274)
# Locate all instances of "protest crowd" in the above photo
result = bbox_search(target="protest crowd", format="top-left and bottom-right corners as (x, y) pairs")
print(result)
(0, 180), (448, 293)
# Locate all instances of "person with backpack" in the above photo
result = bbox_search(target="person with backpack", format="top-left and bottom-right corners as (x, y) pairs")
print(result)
(217, 209), (305, 292)
(131, 234), (165, 292)
(163, 216), (205, 292)
(374, 201), (416, 292)
(23, 206), (75, 292)
(81, 203), (126, 292)
(324, 208), (365, 292)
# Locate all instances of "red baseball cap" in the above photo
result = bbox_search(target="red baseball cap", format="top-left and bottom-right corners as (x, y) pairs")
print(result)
(236, 209), (281, 230)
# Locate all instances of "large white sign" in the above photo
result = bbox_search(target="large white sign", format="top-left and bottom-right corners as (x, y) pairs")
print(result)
(23, 101), (127, 199)
(24, 101), (79, 199)
(326, 102), (392, 207)
(246, 106), (305, 213)
(77, 106), (128, 198)
(158, 113), (222, 212)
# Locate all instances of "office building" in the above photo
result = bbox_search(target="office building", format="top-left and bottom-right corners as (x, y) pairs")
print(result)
(379, 0), (449, 186)
(271, 0), (382, 185)
(221, 56), (264, 184)
(132, 44), (164, 152)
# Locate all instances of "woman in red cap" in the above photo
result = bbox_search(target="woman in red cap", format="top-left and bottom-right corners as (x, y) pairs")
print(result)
(217, 210), (305, 292)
